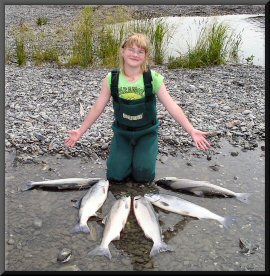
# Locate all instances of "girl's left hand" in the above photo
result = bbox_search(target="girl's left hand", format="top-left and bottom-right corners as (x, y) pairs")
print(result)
(190, 129), (211, 151)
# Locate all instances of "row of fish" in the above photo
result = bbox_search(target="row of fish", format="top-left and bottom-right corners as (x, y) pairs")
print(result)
(22, 177), (250, 259)
(21, 176), (251, 205)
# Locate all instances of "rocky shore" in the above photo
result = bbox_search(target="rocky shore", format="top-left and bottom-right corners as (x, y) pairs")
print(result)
(5, 5), (265, 163)
(5, 63), (265, 163)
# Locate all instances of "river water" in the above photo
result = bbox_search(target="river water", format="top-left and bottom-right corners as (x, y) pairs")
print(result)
(5, 139), (265, 271)
(156, 14), (265, 66)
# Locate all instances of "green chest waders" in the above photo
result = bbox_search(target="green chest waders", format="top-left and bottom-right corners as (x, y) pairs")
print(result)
(106, 69), (159, 183)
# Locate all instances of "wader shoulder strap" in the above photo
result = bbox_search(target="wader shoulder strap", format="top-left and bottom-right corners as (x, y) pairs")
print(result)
(111, 68), (153, 102)
(111, 69), (119, 102)
(143, 69), (153, 101)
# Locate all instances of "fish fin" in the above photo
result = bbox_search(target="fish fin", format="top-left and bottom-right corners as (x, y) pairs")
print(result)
(159, 201), (170, 207)
(89, 224), (97, 241)
(71, 223), (90, 234)
(221, 215), (238, 229)
(235, 193), (251, 204)
(21, 181), (34, 192)
(191, 190), (204, 197)
(72, 197), (82, 209)
(150, 241), (175, 257)
(88, 246), (112, 260)
(102, 215), (108, 224)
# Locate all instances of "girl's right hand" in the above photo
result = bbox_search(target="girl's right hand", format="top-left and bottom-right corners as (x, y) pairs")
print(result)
(64, 129), (82, 148)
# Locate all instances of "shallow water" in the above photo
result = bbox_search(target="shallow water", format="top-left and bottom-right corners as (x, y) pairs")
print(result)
(5, 139), (265, 271)
(155, 14), (265, 66)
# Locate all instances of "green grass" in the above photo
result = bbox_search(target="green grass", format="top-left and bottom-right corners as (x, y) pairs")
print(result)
(32, 48), (60, 65)
(36, 17), (48, 26)
(67, 6), (94, 67)
(152, 18), (171, 65)
(96, 25), (125, 67)
(15, 35), (27, 66)
(168, 22), (242, 69)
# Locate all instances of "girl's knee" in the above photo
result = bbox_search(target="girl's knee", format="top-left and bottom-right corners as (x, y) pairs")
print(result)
(132, 167), (155, 183)
(107, 161), (131, 182)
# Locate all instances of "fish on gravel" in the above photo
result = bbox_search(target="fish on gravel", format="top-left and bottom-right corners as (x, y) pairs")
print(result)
(21, 177), (102, 191)
(71, 179), (109, 235)
(155, 177), (251, 203)
(144, 193), (236, 229)
(88, 196), (131, 259)
(133, 195), (174, 257)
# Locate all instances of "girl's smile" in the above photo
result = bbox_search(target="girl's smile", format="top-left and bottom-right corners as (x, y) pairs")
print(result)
(121, 45), (146, 67)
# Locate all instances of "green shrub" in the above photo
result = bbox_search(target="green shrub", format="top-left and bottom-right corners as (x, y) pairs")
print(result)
(36, 17), (48, 26)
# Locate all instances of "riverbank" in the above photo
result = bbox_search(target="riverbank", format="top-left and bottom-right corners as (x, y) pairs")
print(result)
(5, 63), (265, 164)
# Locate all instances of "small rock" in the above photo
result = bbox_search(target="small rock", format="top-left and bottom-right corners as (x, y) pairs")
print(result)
(33, 218), (43, 228)
(7, 239), (15, 245)
(57, 248), (72, 263)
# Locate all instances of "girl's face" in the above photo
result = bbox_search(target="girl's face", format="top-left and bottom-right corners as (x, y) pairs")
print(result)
(121, 44), (146, 69)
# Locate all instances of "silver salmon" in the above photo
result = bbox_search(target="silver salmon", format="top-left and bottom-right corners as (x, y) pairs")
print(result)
(88, 196), (131, 259)
(144, 193), (236, 229)
(133, 195), (174, 257)
(71, 179), (109, 234)
(22, 177), (102, 191)
(155, 177), (251, 204)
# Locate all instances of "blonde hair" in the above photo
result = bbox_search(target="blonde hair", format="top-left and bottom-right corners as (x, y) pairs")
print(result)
(119, 33), (151, 72)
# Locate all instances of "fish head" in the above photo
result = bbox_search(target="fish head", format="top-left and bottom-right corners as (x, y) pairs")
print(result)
(97, 179), (109, 189)
(155, 176), (177, 185)
(133, 195), (142, 209)
(144, 193), (161, 202)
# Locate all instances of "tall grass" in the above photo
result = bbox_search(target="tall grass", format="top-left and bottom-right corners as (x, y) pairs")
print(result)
(67, 6), (94, 67)
(96, 25), (125, 67)
(14, 25), (28, 66)
(168, 22), (242, 69)
(152, 19), (171, 64)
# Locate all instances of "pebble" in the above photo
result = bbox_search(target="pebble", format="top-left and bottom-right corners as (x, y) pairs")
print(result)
(7, 239), (15, 245)
(33, 218), (43, 228)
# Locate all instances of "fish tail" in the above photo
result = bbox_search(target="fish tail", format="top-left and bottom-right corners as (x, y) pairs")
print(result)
(221, 215), (238, 229)
(150, 241), (174, 257)
(88, 245), (112, 260)
(71, 223), (90, 234)
(21, 181), (34, 192)
(235, 193), (251, 204)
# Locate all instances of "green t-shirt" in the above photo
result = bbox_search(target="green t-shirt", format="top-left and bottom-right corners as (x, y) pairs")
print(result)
(107, 70), (164, 100)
